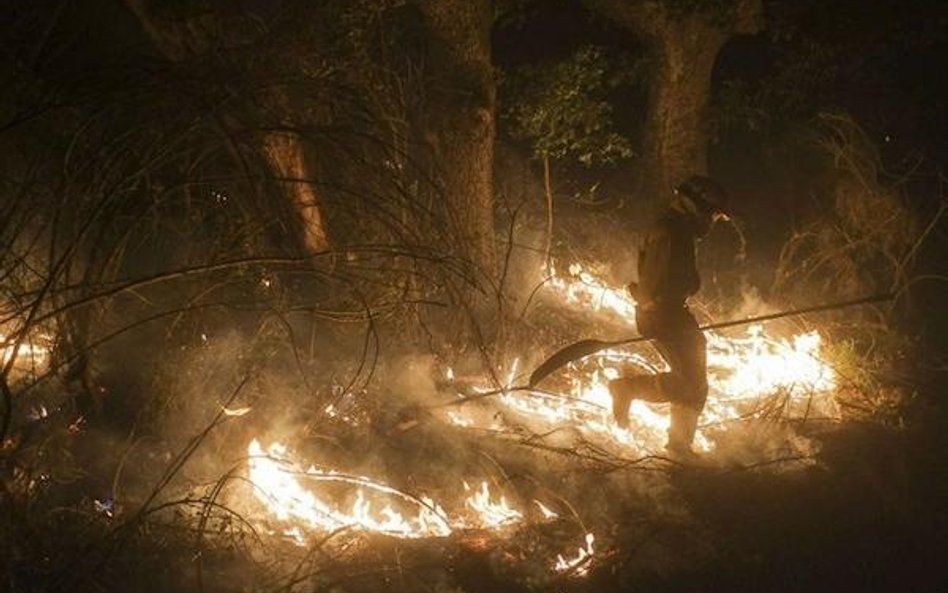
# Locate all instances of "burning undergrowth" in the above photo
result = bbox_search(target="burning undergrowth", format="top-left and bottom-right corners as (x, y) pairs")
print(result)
(461, 262), (841, 460)
(0, 252), (898, 592)
(126, 261), (853, 586)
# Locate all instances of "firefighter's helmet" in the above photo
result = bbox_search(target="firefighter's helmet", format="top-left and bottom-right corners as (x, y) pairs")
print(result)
(674, 175), (729, 217)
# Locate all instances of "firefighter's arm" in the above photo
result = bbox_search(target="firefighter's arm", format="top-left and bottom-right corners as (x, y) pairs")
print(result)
(637, 226), (672, 305)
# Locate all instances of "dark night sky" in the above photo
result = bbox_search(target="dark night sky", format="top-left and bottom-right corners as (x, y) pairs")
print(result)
(29, 0), (947, 288)
(494, 0), (948, 169)
(7, 0), (946, 168)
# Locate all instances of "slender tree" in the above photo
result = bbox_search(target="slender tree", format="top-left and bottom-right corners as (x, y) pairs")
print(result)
(504, 46), (634, 266)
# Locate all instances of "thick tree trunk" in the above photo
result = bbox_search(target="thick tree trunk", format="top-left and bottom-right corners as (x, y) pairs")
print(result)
(416, 0), (496, 272)
(640, 21), (727, 201)
(581, 0), (763, 203)
(124, 0), (330, 253)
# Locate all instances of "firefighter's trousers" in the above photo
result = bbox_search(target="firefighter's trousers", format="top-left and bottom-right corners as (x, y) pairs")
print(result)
(610, 306), (708, 450)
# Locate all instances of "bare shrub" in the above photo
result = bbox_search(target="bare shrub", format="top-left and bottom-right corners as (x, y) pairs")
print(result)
(772, 112), (941, 423)
(774, 112), (917, 302)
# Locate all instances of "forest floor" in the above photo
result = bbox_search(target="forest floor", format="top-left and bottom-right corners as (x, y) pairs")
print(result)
(610, 417), (948, 593)
(5, 372), (947, 593)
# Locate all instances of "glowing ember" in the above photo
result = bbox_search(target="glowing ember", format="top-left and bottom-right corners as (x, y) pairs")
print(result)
(446, 410), (474, 427)
(27, 404), (49, 420)
(222, 406), (252, 417)
(534, 500), (559, 519)
(554, 532), (595, 576)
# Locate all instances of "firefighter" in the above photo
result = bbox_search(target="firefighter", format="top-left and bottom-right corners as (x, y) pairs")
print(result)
(609, 174), (729, 457)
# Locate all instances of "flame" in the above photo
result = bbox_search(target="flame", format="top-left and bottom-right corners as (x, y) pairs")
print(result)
(554, 532), (595, 576)
(244, 259), (840, 567)
(247, 440), (452, 541)
(462, 481), (523, 528)
(247, 440), (528, 542)
(482, 262), (838, 454)
(548, 262), (636, 319)
(707, 325), (835, 401)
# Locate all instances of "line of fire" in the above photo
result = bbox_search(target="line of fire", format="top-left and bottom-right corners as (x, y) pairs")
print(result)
(2, 1), (947, 592)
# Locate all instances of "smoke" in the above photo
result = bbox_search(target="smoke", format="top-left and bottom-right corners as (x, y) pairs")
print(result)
(703, 420), (823, 470)
(729, 282), (778, 319)
(387, 353), (441, 407)
(11, 208), (843, 591)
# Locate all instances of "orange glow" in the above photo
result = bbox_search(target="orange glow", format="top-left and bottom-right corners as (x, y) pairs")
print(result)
(248, 440), (452, 542)
(244, 259), (840, 579)
(1, 332), (51, 378)
(483, 262), (838, 454)
(554, 532), (595, 576)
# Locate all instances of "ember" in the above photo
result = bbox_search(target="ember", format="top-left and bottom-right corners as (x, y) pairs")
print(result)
(554, 532), (595, 577)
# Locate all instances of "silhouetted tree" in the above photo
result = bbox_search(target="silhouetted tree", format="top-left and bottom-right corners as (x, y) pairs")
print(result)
(581, 0), (762, 199)
(414, 0), (497, 271)
(125, 0), (331, 254)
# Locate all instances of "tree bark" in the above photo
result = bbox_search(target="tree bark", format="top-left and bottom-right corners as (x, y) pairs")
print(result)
(415, 0), (496, 272)
(582, 0), (763, 202)
(640, 18), (728, 201)
(123, 0), (330, 253)
(261, 131), (330, 253)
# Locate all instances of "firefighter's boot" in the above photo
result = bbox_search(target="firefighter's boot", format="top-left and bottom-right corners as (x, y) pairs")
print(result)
(608, 376), (645, 429)
(666, 403), (701, 459)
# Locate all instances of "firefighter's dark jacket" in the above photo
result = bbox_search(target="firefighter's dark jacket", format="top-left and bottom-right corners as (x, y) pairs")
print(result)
(636, 210), (700, 311)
